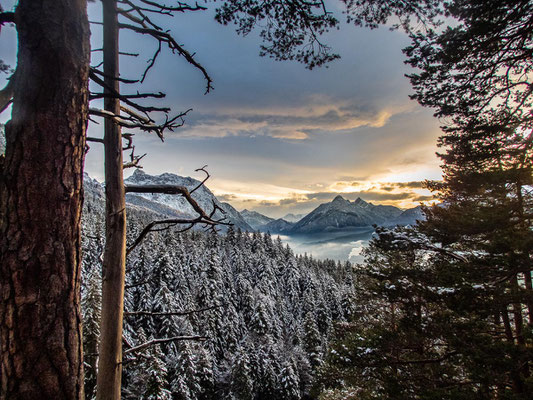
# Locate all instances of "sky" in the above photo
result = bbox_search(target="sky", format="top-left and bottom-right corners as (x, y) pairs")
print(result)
(0, 1), (443, 218)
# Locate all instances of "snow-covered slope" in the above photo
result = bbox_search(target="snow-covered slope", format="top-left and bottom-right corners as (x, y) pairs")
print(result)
(241, 209), (275, 229)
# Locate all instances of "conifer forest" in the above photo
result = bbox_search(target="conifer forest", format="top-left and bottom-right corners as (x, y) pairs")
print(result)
(0, 0), (531, 399)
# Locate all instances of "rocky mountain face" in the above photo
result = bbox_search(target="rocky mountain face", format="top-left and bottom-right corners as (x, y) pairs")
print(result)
(289, 195), (422, 234)
(261, 218), (295, 234)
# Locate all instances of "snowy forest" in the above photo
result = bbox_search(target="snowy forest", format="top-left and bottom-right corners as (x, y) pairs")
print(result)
(0, 0), (532, 400)
(81, 187), (355, 399)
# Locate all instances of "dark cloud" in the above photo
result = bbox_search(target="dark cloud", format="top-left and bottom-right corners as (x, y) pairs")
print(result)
(412, 195), (435, 202)
(394, 181), (426, 189)
(304, 190), (418, 202)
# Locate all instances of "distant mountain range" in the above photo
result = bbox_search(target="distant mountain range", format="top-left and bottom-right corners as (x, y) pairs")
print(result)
(83, 170), (424, 234)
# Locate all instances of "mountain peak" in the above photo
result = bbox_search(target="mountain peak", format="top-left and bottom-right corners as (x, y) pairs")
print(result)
(132, 169), (146, 177)
(354, 197), (368, 206)
(332, 194), (347, 203)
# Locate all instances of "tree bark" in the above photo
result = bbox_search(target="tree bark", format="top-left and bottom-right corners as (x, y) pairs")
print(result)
(0, 1), (89, 399)
(96, 1), (127, 399)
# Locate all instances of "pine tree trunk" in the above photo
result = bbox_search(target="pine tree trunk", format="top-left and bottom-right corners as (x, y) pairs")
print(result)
(96, 1), (127, 399)
(0, 1), (90, 399)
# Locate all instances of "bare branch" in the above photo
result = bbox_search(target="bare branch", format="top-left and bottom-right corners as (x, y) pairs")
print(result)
(0, 11), (15, 26)
(90, 67), (139, 84)
(90, 70), (170, 113)
(125, 184), (212, 218)
(120, 51), (139, 57)
(138, 0), (207, 13)
(90, 91), (165, 100)
(124, 335), (207, 355)
(117, 22), (213, 93)
(89, 107), (190, 139)
(125, 304), (223, 317)
(87, 136), (105, 144)
(190, 165), (209, 194)
(126, 217), (202, 256)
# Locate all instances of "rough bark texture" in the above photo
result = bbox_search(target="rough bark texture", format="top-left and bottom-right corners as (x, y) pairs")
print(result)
(0, 1), (90, 399)
(96, 1), (127, 399)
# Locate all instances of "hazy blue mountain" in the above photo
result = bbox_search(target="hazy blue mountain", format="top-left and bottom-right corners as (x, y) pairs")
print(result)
(282, 213), (305, 223)
(241, 209), (275, 229)
(259, 218), (295, 233)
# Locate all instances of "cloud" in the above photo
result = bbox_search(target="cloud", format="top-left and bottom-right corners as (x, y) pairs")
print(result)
(175, 100), (414, 140)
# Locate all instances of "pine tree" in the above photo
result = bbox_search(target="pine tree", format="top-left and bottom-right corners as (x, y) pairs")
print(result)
(230, 349), (254, 400)
(278, 360), (301, 400)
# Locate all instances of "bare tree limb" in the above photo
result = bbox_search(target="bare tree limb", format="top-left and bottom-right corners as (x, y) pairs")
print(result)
(124, 335), (207, 355)
(87, 136), (105, 144)
(117, 22), (213, 93)
(90, 91), (165, 100)
(125, 304), (223, 317)
(0, 12), (15, 25)
(90, 67), (139, 84)
(190, 165), (209, 194)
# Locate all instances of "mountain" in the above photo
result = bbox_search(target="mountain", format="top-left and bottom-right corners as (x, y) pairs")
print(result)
(290, 195), (420, 234)
(241, 209), (275, 229)
(85, 170), (253, 231)
(282, 213), (305, 223)
(259, 218), (295, 234)
(388, 205), (425, 226)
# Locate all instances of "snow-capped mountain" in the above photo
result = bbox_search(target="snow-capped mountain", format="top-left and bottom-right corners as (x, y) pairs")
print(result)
(290, 195), (420, 233)
(84, 170), (253, 231)
(124, 170), (253, 231)
(282, 213), (305, 223)
(241, 209), (275, 229)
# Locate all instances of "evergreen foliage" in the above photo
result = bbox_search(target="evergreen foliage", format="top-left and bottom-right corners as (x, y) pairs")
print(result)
(317, 0), (533, 398)
(82, 205), (353, 399)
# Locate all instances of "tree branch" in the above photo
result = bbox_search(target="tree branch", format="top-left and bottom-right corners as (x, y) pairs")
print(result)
(117, 22), (213, 93)
(124, 304), (223, 317)
(124, 335), (207, 355)
(0, 12), (15, 25)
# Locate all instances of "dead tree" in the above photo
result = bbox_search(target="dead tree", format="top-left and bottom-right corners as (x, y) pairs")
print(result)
(0, 1), (90, 399)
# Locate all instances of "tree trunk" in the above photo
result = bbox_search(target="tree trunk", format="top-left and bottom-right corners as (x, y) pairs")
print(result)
(96, 1), (127, 399)
(0, 1), (90, 399)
